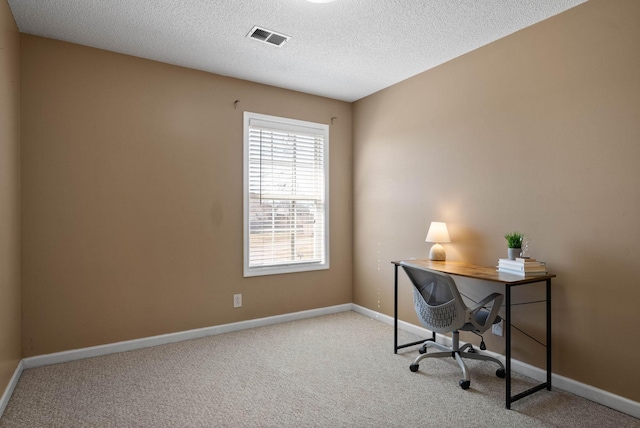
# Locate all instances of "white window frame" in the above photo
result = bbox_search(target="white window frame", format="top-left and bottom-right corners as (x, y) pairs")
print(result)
(243, 112), (330, 277)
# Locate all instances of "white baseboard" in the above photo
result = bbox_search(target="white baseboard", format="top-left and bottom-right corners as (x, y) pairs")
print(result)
(5, 304), (638, 421)
(351, 304), (640, 419)
(0, 360), (23, 419)
(22, 303), (353, 369)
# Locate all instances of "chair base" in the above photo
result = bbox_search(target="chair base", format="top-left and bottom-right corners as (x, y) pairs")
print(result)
(409, 331), (505, 389)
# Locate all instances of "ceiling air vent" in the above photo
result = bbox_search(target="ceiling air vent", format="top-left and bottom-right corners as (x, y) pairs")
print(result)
(247, 26), (290, 47)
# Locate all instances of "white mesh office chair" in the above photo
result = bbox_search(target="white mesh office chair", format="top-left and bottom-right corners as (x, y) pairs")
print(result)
(401, 262), (506, 389)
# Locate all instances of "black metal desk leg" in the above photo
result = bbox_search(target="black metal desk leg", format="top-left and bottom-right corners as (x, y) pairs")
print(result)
(547, 278), (552, 390)
(394, 264), (398, 354)
(506, 285), (512, 409)
(392, 263), (430, 353)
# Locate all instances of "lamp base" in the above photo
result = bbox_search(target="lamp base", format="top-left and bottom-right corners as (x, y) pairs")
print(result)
(429, 243), (446, 261)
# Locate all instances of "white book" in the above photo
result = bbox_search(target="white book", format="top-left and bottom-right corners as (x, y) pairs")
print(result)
(498, 259), (546, 271)
(497, 267), (547, 276)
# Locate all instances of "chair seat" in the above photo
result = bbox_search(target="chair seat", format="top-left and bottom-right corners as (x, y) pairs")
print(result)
(459, 310), (501, 332)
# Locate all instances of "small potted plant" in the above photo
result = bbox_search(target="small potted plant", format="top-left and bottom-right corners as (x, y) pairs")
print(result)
(504, 232), (524, 260)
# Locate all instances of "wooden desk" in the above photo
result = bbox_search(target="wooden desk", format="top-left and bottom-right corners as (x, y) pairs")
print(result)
(391, 259), (555, 409)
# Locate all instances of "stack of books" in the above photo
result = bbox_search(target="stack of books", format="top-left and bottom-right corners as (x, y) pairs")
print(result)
(497, 258), (547, 276)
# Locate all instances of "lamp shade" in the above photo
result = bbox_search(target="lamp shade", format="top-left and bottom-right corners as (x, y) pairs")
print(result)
(425, 222), (450, 243)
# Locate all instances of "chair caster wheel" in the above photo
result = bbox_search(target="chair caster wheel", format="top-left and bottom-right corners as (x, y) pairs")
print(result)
(467, 346), (476, 353)
(496, 368), (506, 378)
(459, 380), (470, 390)
(418, 346), (427, 354)
(410, 364), (419, 372)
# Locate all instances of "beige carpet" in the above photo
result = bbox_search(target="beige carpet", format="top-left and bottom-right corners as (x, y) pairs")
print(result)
(1, 311), (637, 427)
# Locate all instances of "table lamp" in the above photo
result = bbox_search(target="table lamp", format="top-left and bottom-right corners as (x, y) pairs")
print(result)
(425, 221), (450, 261)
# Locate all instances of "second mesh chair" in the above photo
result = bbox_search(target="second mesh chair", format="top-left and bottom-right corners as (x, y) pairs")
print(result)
(401, 262), (506, 389)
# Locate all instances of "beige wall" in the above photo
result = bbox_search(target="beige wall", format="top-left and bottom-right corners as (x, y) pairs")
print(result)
(20, 35), (352, 357)
(0, 0), (21, 396)
(353, 0), (640, 402)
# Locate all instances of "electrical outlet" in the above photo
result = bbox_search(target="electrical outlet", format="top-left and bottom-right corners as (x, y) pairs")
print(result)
(492, 319), (504, 336)
(233, 294), (242, 308)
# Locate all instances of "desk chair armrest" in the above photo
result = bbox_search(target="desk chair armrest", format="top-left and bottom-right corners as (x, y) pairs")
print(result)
(468, 293), (504, 332)
(470, 293), (502, 312)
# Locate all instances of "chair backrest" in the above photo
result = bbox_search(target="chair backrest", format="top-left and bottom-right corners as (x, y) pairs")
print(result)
(401, 263), (467, 334)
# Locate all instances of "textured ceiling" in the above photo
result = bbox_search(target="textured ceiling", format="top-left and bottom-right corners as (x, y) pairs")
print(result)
(8, 0), (586, 102)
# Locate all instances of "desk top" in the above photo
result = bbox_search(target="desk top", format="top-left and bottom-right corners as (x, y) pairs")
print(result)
(392, 259), (555, 285)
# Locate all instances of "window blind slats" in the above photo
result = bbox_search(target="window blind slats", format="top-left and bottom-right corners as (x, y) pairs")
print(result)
(245, 113), (328, 275)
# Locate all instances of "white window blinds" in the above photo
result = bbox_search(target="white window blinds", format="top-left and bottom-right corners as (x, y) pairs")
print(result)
(243, 112), (329, 277)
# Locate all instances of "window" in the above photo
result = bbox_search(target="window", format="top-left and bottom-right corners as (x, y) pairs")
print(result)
(243, 112), (329, 277)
